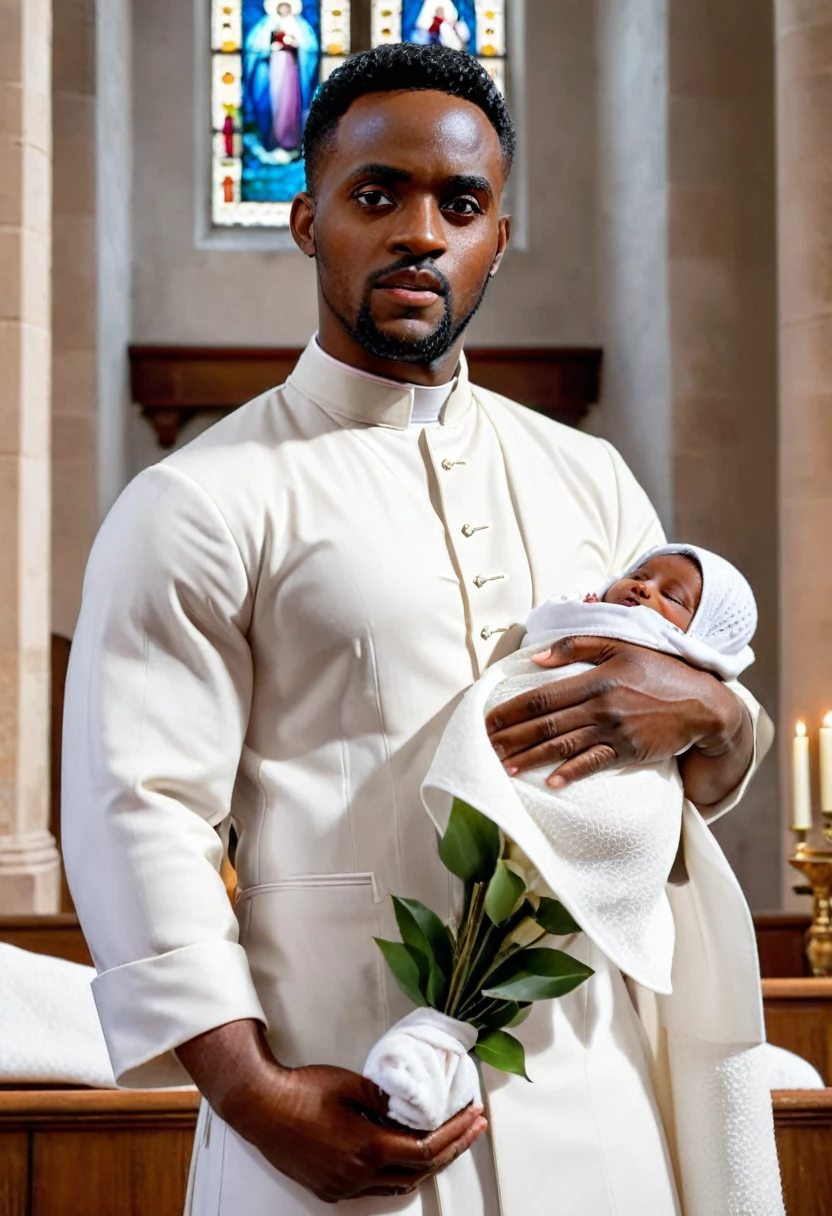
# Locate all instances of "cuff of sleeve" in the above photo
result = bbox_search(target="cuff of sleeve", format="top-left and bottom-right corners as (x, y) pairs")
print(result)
(91, 940), (268, 1088)
(701, 684), (774, 825)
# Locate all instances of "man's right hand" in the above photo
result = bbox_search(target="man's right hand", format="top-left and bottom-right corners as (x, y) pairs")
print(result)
(176, 1019), (488, 1204)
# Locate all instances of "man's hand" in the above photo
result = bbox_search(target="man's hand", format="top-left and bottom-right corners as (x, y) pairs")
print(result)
(177, 1020), (487, 1204)
(485, 636), (753, 809)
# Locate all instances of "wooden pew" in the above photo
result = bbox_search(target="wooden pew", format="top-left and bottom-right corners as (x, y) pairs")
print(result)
(764, 977), (832, 1083)
(774, 1089), (832, 1216)
(0, 1086), (827, 1216)
(0, 1088), (199, 1216)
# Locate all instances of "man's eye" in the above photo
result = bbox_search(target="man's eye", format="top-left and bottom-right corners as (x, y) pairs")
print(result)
(442, 197), (482, 216)
(355, 189), (392, 208)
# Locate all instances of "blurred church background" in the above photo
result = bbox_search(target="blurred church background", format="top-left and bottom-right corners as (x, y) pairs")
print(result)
(1, 1), (831, 1211)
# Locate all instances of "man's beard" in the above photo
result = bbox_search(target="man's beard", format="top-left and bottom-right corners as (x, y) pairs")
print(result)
(320, 256), (493, 365)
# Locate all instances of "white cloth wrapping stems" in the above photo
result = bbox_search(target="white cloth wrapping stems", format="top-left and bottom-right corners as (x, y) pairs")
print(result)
(363, 1008), (481, 1131)
(0, 944), (117, 1087)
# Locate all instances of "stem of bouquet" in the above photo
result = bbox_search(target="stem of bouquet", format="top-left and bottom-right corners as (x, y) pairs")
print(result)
(445, 881), (487, 1019)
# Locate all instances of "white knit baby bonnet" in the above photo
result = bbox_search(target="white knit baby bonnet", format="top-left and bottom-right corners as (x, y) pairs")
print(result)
(614, 543), (758, 658)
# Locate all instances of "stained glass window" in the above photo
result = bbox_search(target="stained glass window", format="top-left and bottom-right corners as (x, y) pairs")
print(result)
(372, 2), (507, 94)
(210, 1), (508, 229)
(211, 1), (351, 227)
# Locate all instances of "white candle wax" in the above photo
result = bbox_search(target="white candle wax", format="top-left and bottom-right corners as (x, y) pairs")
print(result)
(820, 712), (832, 813)
(793, 721), (813, 831)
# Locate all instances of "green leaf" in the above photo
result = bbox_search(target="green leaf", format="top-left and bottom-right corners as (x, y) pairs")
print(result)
(485, 860), (527, 927)
(437, 798), (501, 883)
(393, 897), (452, 1007)
(508, 1002), (533, 1028)
(474, 1030), (530, 1080)
(477, 1000), (524, 1032)
(534, 897), (582, 937)
(482, 947), (594, 1003)
(374, 938), (429, 1008)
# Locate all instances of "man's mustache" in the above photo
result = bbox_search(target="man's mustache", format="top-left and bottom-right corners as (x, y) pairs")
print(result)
(364, 257), (451, 297)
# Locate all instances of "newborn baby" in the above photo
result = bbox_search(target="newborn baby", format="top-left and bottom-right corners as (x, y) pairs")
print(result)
(365, 543), (757, 1131)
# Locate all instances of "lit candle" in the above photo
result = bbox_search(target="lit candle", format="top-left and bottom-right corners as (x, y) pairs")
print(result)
(820, 712), (832, 813)
(792, 721), (813, 831)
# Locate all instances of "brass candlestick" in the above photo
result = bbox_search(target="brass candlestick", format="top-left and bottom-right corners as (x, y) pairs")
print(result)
(789, 815), (832, 976)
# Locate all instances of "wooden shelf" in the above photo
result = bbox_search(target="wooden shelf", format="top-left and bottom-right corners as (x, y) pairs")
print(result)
(129, 345), (603, 447)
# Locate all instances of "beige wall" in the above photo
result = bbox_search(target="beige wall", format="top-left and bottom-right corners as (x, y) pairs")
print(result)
(668, 0), (779, 910)
(776, 0), (832, 903)
(51, 0), (98, 639)
(595, 0), (780, 908)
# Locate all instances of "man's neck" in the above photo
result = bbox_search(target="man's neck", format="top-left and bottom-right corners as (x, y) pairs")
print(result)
(315, 318), (465, 388)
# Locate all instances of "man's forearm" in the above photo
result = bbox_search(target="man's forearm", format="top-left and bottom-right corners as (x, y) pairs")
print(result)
(678, 695), (754, 810)
(176, 1018), (285, 1127)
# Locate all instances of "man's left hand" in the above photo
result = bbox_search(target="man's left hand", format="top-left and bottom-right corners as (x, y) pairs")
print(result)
(485, 637), (751, 804)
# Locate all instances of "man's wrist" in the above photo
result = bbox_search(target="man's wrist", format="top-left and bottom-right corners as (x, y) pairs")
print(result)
(695, 685), (748, 759)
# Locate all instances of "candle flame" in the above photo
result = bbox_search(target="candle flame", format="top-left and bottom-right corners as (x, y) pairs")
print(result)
(796, 721), (807, 737)
(824, 712), (832, 728)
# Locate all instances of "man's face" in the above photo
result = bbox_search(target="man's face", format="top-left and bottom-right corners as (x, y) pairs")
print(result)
(292, 89), (510, 368)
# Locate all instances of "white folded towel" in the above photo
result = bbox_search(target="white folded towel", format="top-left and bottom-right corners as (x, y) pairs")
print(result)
(363, 1008), (481, 1131)
(0, 943), (116, 1087)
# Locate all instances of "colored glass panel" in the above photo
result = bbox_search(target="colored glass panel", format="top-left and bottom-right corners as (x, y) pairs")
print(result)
(211, 0), (350, 227)
(371, 1), (507, 92)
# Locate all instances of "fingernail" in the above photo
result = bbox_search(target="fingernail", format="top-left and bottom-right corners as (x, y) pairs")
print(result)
(504, 765), (518, 776)
(471, 1104), (484, 1115)
(492, 744), (505, 759)
(547, 774), (566, 789)
(530, 648), (552, 664)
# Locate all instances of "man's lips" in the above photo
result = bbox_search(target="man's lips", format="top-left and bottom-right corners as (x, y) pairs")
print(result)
(373, 269), (444, 307)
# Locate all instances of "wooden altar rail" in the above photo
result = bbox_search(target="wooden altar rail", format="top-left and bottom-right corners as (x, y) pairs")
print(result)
(128, 345), (604, 447)
(0, 1087), (826, 1215)
(0, 1088), (199, 1216)
(763, 977), (832, 1085)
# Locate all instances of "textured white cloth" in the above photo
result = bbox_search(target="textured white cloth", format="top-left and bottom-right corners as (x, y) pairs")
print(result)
(599, 542), (758, 676)
(0, 944), (116, 1087)
(527, 590), (754, 682)
(363, 1008), (481, 1130)
(422, 605), (784, 1216)
(761, 1042), (825, 1089)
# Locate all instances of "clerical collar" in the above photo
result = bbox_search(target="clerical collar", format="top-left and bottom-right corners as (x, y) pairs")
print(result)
(283, 337), (473, 432)
(312, 339), (455, 428)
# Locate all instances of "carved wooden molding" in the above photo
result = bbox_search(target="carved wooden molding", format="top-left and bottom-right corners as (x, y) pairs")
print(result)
(129, 345), (603, 447)
(772, 1089), (832, 1127)
(0, 1088), (200, 1132)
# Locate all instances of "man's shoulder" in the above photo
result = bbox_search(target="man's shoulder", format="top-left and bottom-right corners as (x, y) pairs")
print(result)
(471, 381), (616, 468)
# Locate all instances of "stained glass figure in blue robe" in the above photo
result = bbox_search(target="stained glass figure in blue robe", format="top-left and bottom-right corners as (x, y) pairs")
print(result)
(243, 0), (319, 188)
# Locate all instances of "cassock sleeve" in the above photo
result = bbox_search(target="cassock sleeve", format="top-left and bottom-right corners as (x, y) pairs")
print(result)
(61, 463), (267, 1088)
(597, 438), (774, 821)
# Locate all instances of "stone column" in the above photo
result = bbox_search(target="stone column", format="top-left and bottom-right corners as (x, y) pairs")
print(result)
(776, 0), (832, 900)
(0, 0), (61, 912)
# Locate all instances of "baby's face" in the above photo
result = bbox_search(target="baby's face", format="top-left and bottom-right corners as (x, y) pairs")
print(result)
(603, 554), (702, 632)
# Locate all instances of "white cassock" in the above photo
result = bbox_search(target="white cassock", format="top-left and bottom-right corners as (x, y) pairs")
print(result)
(62, 339), (772, 1216)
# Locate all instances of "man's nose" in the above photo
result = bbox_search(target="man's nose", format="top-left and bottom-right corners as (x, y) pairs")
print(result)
(387, 196), (448, 260)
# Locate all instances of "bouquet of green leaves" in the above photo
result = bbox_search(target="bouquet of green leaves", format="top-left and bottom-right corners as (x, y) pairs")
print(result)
(375, 798), (594, 1080)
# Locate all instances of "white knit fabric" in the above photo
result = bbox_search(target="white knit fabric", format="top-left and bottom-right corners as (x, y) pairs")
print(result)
(605, 543), (758, 670)
(420, 588), (784, 1216)
(363, 1009), (481, 1130)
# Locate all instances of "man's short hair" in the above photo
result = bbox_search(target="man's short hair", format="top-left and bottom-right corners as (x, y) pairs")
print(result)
(302, 43), (516, 192)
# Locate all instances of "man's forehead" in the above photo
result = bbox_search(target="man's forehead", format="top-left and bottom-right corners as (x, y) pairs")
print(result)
(332, 90), (502, 167)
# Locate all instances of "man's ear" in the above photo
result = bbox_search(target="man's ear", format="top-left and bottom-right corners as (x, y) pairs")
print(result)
(489, 214), (511, 277)
(290, 192), (316, 257)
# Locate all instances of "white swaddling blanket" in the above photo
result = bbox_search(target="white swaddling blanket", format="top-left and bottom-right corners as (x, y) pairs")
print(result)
(420, 598), (784, 1216)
